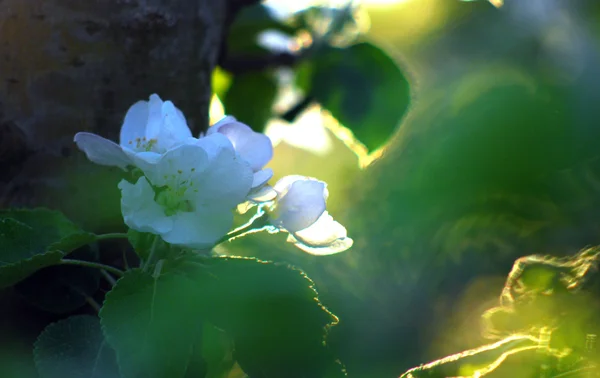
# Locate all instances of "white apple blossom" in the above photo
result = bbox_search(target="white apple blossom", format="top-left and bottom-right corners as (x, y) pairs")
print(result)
(208, 116), (274, 190)
(118, 134), (253, 249)
(268, 175), (352, 255)
(74, 94), (192, 170)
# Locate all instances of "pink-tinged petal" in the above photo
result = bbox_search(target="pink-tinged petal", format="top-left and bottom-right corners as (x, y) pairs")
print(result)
(252, 168), (273, 189)
(287, 211), (353, 255)
(74, 132), (131, 170)
(161, 207), (234, 249)
(216, 121), (273, 171)
(208, 115), (238, 134)
(272, 178), (327, 233)
(273, 175), (308, 197)
(118, 178), (173, 235)
(192, 132), (235, 161)
(119, 99), (149, 148)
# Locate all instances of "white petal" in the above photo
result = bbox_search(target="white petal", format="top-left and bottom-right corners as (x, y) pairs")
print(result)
(248, 184), (277, 203)
(271, 178), (327, 233)
(213, 120), (273, 171)
(145, 94), (164, 140)
(146, 143), (210, 187)
(118, 178), (173, 235)
(119, 100), (150, 148)
(252, 168), (273, 189)
(191, 134), (254, 209)
(161, 207), (234, 249)
(154, 100), (192, 151)
(287, 211), (353, 255)
(74, 132), (131, 170)
(124, 150), (162, 175)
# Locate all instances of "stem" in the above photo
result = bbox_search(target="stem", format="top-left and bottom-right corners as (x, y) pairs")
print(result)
(70, 285), (102, 312)
(100, 269), (118, 286)
(84, 295), (102, 312)
(143, 236), (160, 273)
(95, 232), (128, 241)
(60, 259), (124, 277)
(216, 208), (272, 245)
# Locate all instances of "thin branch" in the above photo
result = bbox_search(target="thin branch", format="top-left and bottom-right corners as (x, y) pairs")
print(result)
(142, 236), (160, 273)
(84, 295), (102, 313)
(59, 259), (125, 277)
(95, 232), (128, 241)
(100, 269), (118, 286)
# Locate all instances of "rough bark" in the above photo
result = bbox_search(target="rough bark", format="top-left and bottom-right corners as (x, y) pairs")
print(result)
(0, 0), (228, 210)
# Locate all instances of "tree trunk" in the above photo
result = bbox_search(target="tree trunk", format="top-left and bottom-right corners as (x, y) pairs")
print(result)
(0, 0), (227, 217)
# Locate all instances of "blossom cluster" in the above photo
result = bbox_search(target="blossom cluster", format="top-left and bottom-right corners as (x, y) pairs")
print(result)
(74, 94), (352, 255)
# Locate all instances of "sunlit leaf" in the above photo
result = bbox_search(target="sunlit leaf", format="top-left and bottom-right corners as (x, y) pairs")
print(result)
(34, 315), (120, 378)
(171, 255), (346, 378)
(308, 42), (411, 151)
(0, 208), (95, 288)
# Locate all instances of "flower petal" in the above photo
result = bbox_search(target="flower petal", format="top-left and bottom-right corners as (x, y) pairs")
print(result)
(209, 117), (273, 171)
(124, 150), (162, 173)
(288, 211), (353, 255)
(208, 115), (238, 134)
(118, 177), (173, 234)
(273, 175), (311, 198)
(191, 134), (254, 208)
(144, 94), (164, 141)
(119, 99), (149, 148)
(193, 132), (235, 160)
(74, 132), (131, 170)
(248, 184), (277, 203)
(145, 143), (210, 187)
(252, 168), (273, 189)
(154, 100), (192, 151)
(271, 177), (327, 233)
(161, 207), (234, 249)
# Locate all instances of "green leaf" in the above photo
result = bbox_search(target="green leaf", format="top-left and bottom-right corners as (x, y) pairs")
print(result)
(227, 4), (297, 56)
(101, 257), (345, 378)
(184, 323), (234, 378)
(309, 41), (411, 151)
(0, 208), (94, 288)
(223, 71), (277, 132)
(14, 248), (100, 314)
(100, 269), (204, 378)
(172, 256), (346, 378)
(34, 315), (120, 378)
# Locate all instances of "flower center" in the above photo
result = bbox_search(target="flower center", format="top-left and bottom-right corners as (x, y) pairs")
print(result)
(128, 137), (158, 152)
(155, 185), (195, 216)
